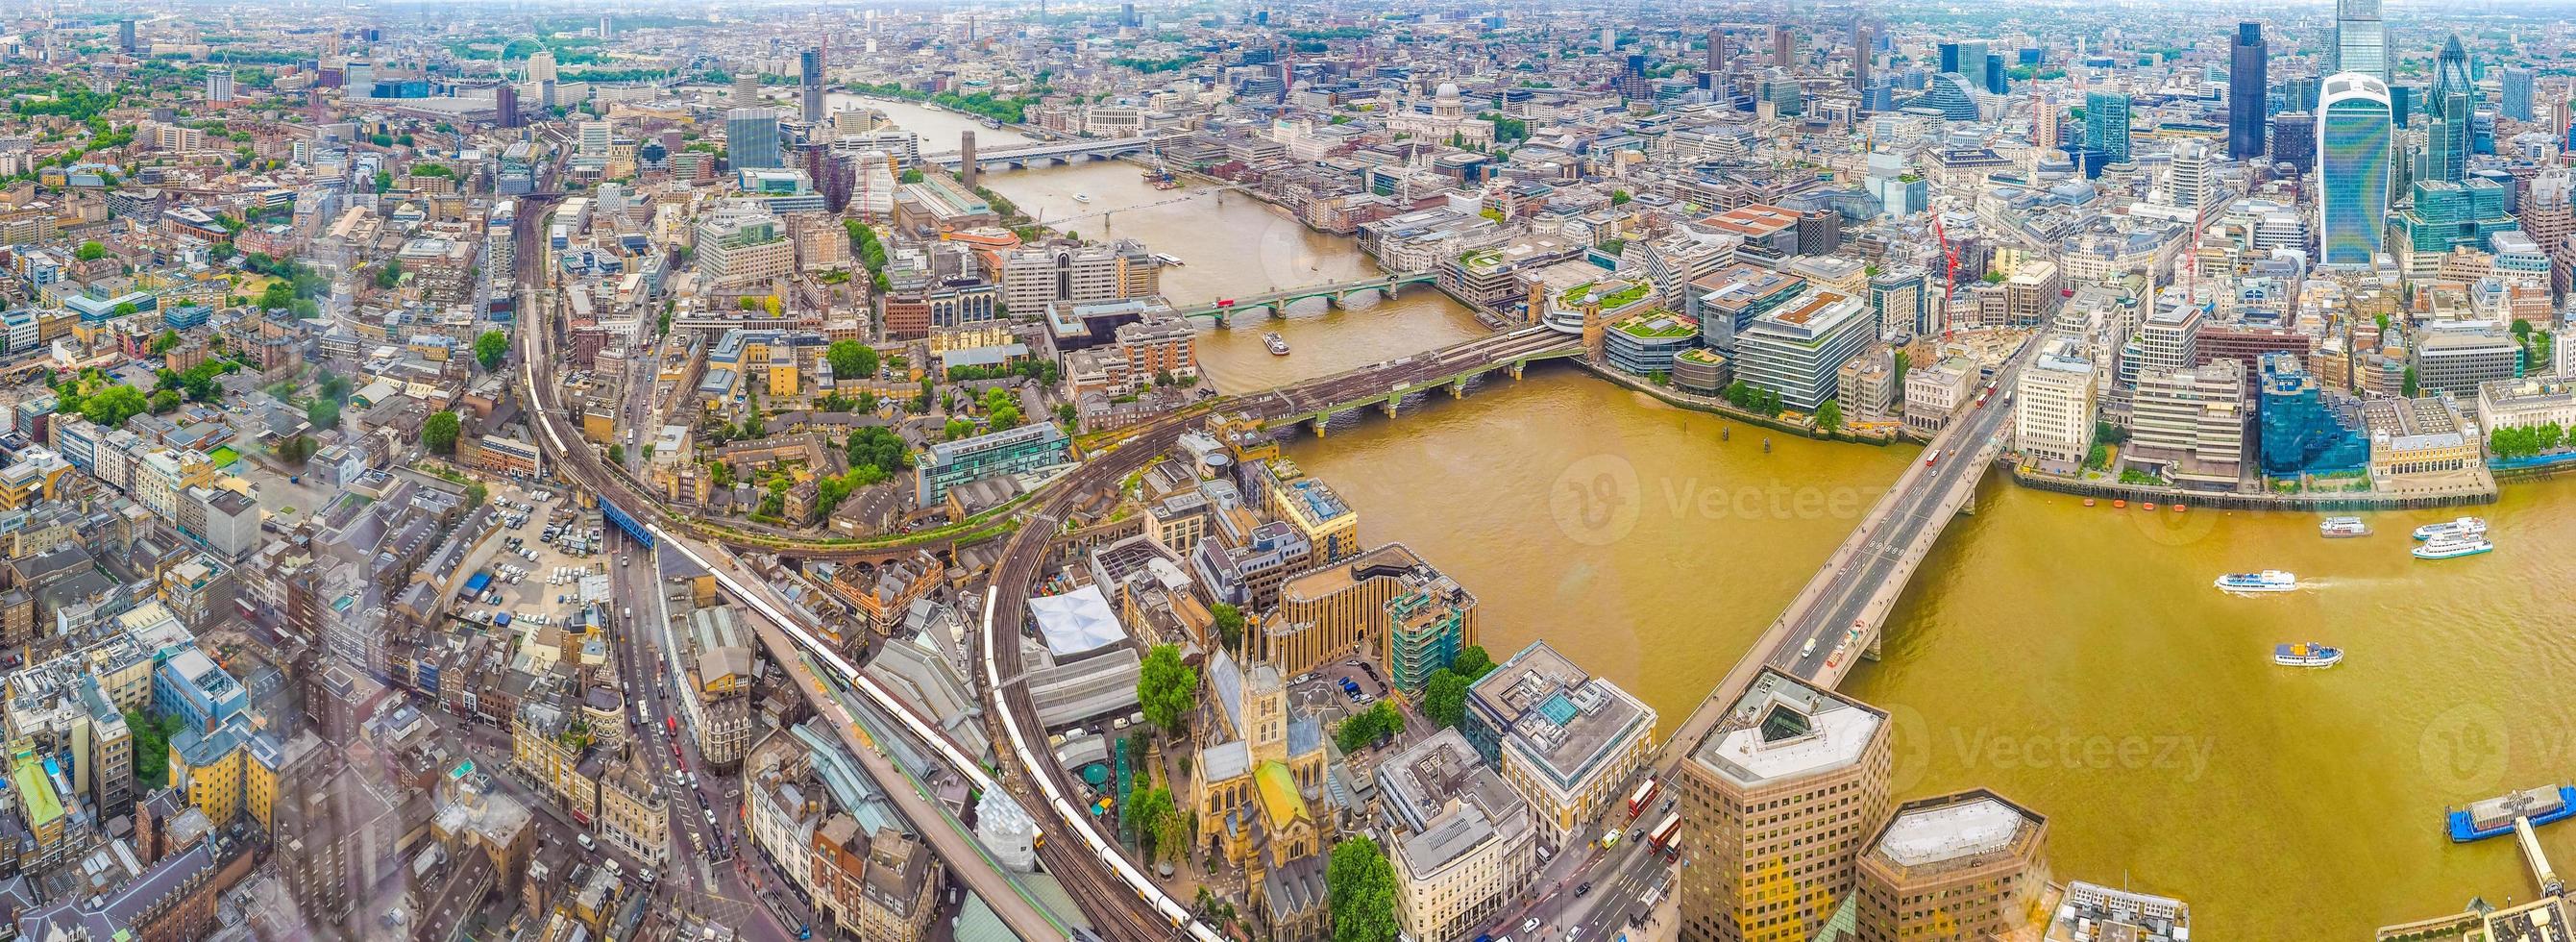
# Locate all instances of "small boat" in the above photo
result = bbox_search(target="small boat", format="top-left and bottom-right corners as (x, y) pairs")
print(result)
(1263, 332), (1289, 356)
(1153, 253), (1185, 266)
(2319, 516), (2372, 538)
(2113, 500), (2126, 508)
(2412, 517), (2488, 541)
(1761, 437), (1772, 453)
(2083, 499), (2097, 507)
(2214, 570), (2299, 593)
(2413, 535), (2494, 560)
(2274, 642), (2344, 668)
(2144, 503), (2159, 510)
(1072, 192), (1092, 204)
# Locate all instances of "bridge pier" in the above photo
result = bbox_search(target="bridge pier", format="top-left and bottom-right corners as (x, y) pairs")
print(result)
(1863, 631), (1883, 661)
(1449, 378), (1467, 398)
(1311, 412), (1336, 437)
(1381, 396), (1400, 418)
(1509, 360), (1527, 381)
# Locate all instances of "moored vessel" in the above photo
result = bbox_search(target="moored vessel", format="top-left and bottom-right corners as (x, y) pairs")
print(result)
(2320, 516), (2371, 538)
(2412, 517), (2488, 541)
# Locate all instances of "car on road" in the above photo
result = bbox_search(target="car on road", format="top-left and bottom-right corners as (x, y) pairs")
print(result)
(1800, 638), (1818, 657)
(1576, 882), (1592, 897)
(1522, 919), (1540, 933)
(576, 833), (595, 852)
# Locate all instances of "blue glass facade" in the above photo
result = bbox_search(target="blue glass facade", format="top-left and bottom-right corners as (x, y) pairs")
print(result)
(2085, 91), (2132, 163)
(2258, 353), (2368, 477)
(2319, 74), (2392, 267)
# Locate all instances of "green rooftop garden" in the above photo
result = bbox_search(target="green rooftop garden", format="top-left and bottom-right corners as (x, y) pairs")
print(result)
(1610, 310), (1697, 340)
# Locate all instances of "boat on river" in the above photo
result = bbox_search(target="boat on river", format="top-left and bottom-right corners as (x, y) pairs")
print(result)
(2413, 517), (2488, 541)
(1263, 333), (1289, 356)
(2320, 516), (2371, 538)
(2215, 570), (2298, 593)
(2413, 535), (2493, 560)
(2273, 643), (2343, 668)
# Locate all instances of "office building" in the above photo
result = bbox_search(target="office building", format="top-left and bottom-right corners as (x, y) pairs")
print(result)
(1938, 40), (1987, 78)
(2045, 882), (2191, 941)
(734, 71), (760, 106)
(1603, 310), (1700, 375)
(2085, 91), (2133, 164)
(1853, 790), (2050, 942)
(118, 19), (137, 54)
(2414, 327), (2521, 398)
(2395, 179), (2518, 278)
(692, 202), (797, 286)
(1263, 543), (1472, 681)
(914, 423), (1071, 506)
(1676, 668), (1892, 942)
(999, 240), (1162, 314)
(525, 49), (557, 83)
(1460, 642), (1656, 852)
(2271, 112), (2317, 175)
(2229, 23), (2267, 160)
(2258, 353), (2368, 477)
(2333, 0), (2389, 82)
(2501, 67), (2536, 122)
(2129, 361), (2249, 487)
(1706, 28), (1730, 74)
(1913, 73), (1982, 122)
(2319, 73), (2392, 267)
(1254, 459), (1359, 567)
(2477, 378), (2576, 438)
(2167, 141), (2215, 210)
(2423, 90), (2472, 186)
(2138, 303), (2204, 376)
(1732, 290), (1876, 412)
(2433, 34), (2475, 107)
(2016, 336), (2098, 466)
(2364, 396), (2482, 476)
(727, 107), (783, 169)
(800, 47), (826, 125)
(1378, 728), (1538, 942)
(207, 69), (235, 106)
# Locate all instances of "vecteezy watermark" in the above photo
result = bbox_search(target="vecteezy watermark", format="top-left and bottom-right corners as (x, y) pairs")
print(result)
(1945, 728), (2219, 781)
(1549, 453), (1887, 545)
(2418, 702), (2517, 796)
(1550, 454), (1642, 547)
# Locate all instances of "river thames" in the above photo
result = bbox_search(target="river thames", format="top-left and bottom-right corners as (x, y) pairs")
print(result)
(869, 93), (2576, 937)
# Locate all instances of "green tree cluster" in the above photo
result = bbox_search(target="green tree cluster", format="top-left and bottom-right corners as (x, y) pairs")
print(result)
(825, 339), (880, 381)
(2490, 422), (2568, 459)
(1327, 837), (1401, 942)
(474, 331), (510, 371)
(1722, 381), (1784, 415)
(1209, 602), (1244, 650)
(1137, 643), (1198, 735)
(424, 410), (462, 454)
(1334, 701), (1405, 753)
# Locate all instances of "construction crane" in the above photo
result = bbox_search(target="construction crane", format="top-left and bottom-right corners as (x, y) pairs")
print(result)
(1932, 211), (1959, 342)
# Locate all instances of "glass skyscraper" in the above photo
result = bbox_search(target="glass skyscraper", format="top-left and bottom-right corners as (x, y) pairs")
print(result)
(2229, 23), (2268, 161)
(2333, 0), (2389, 82)
(2257, 353), (2367, 477)
(2502, 67), (2536, 122)
(2319, 73), (2392, 267)
(726, 107), (783, 169)
(2084, 90), (2132, 163)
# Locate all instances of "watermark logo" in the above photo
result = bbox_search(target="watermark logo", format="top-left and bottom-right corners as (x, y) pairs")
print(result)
(2418, 703), (2512, 796)
(2122, 500), (2220, 547)
(1551, 454), (1641, 547)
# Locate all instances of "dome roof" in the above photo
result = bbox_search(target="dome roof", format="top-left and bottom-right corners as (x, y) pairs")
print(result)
(1436, 81), (1460, 98)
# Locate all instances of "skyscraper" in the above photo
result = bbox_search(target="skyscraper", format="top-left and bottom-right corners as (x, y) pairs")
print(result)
(2424, 90), (2472, 185)
(1939, 40), (1986, 77)
(2229, 23), (2269, 161)
(2333, 0), (2389, 83)
(117, 19), (136, 55)
(493, 83), (521, 129)
(2169, 140), (2214, 210)
(1847, 21), (1871, 90)
(727, 107), (783, 169)
(1984, 53), (2006, 95)
(1772, 25), (1794, 68)
(1705, 28), (1729, 75)
(2085, 90), (2133, 164)
(207, 69), (235, 107)
(1674, 669), (1892, 942)
(2501, 67), (2536, 122)
(2433, 34), (2475, 108)
(734, 72), (759, 107)
(2273, 112), (2318, 174)
(799, 47), (826, 125)
(527, 49), (558, 84)
(2319, 73), (2393, 267)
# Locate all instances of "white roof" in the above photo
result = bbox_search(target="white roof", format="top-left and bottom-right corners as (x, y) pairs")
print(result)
(1029, 584), (1124, 658)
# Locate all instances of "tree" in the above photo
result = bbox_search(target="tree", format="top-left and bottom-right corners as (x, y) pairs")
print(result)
(606, 443), (626, 464)
(423, 410), (461, 454)
(945, 417), (975, 440)
(307, 396), (341, 430)
(1334, 701), (1405, 753)
(846, 427), (907, 474)
(150, 330), (181, 355)
(2514, 319), (2535, 339)
(474, 331), (510, 371)
(2403, 364), (2419, 397)
(1137, 643), (1198, 736)
(825, 339), (879, 380)
(1327, 837), (1402, 942)
(76, 241), (107, 261)
(1422, 668), (1468, 729)
(1450, 645), (1494, 682)
(1609, 188), (1632, 206)
(1817, 399), (1844, 432)
(147, 388), (181, 414)
(275, 434), (317, 463)
(1209, 603), (1244, 650)
(81, 384), (149, 428)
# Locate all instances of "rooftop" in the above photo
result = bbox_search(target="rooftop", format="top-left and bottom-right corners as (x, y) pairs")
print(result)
(1469, 641), (1656, 794)
(1609, 310), (1698, 340)
(1863, 789), (2047, 880)
(1690, 668), (1885, 788)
